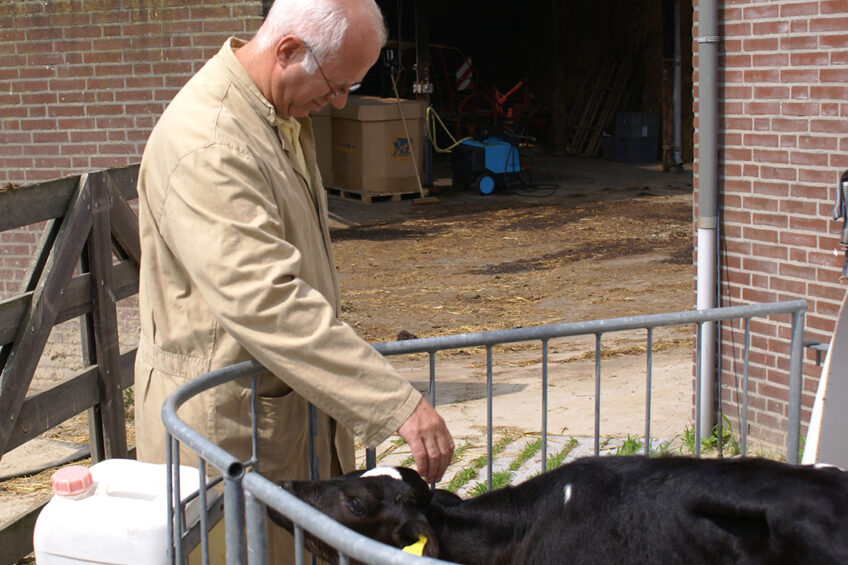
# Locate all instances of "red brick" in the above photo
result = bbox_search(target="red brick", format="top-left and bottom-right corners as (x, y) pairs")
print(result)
(808, 283), (848, 302)
(752, 212), (789, 229)
(743, 257), (779, 274)
(745, 101), (781, 115)
(760, 166), (798, 181)
(744, 69), (781, 83)
(791, 86), (810, 99)
(811, 118), (848, 133)
(743, 133), (779, 148)
(783, 199), (822, 218)
(780, 135), (799, 148)
(752, 20), (791, 36)
(780, 68), (819, 83)
(821, 34), (848, 49)
(798, 135), (838, 150)
(782, 2), (821, 17)
(779, 263), (817, 280)
(822, 103), (840, 116)
(831, 152), (848, 168)
(742, 287), (779, 304)
(752, 149), (789, 164)
(779, 231), (819, 248)
(811, 85), (848, 99)
(811, 16), (848, 32)
(822, 0), (848, 14)
(771, 118), (809, 133)
(790, 150), (830, 167)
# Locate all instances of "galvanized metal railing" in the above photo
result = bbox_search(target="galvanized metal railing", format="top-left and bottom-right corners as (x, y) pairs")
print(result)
(162, 299), (807, 564)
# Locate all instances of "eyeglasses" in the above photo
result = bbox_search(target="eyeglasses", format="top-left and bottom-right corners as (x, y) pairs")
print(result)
(302, 42), (361, 98)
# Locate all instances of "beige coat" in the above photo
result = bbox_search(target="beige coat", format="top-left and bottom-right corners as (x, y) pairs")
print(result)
(134, 38), (421, 490)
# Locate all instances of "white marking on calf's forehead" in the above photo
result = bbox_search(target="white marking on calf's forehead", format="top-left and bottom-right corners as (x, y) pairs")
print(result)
(361, 467), (403, 481)
(563, 483), (573, 505)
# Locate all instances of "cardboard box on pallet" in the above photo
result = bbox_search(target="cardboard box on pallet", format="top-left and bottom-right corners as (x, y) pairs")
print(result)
(311, 105), (333, 186)
(330, 96), (426, 194)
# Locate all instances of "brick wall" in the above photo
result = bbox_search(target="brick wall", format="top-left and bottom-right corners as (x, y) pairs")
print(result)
(0, 0), (265, 188)
(694, 0), (848, 450)
(1, 0), (265, 298)
(1, 0), (265, 380)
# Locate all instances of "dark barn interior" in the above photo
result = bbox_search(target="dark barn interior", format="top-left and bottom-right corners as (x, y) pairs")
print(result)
(366, 0), (695, 167)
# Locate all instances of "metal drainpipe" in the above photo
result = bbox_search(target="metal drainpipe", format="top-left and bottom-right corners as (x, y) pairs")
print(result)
(696, 0), (720, 438)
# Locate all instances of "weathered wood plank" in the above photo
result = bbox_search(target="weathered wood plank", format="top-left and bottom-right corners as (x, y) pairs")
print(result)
(0, 175), (94, 454)
(22, 219), (61, 294)
(0, 260), (138, 347)
(105, 174), (141, 263)
(4, 349), (135, 453)
(87, 171), (128, 459)
(0, 164), (139, 232)
(0, 176), (77, 232)
(0, 498), (46, 565)
(108, 163), (139, 202)
(79, 247), (106, 464)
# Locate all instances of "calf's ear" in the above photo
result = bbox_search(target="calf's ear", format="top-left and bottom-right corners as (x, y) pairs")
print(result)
(394, 517), (440, 558)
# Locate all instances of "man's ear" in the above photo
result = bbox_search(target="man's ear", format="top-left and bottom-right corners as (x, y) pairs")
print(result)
(275, 35), (305, 67)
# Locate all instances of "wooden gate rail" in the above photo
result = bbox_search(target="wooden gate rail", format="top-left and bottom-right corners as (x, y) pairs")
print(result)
(0, 165), (140, 564)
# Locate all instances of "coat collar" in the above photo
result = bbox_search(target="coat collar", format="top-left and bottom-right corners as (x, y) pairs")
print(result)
(219, 37), (281, 129)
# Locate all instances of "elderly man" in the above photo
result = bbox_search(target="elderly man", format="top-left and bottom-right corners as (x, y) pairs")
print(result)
(134, 0), (454, 560)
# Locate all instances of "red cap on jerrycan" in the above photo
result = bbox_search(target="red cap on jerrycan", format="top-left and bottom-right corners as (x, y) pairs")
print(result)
(51, 465), (94, 498)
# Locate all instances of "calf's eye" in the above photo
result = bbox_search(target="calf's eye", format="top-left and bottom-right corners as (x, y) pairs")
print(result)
(345, 497), (365, 516)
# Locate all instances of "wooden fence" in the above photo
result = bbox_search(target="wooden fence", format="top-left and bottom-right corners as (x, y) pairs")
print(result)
(0, 165), (140, 564)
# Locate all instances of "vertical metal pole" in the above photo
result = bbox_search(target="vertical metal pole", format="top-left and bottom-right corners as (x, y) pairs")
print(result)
(173, 438), (185, 562)
(429, 350), (437, 488)
(487, 345), (493, 490)
(787, 308), (806, 464)
(594, 334), (602, 456)
(245, 491), (268, 565)
(742, 318), (751, 456)
(251, 376), (259, 467)
(365, 448), (376, 470)
(166, 434), (176, 565)
(198, 459), (210, 565)
(695, 323), (703, 458)
(429, 351), (437, 407)
(644, 328), (653, 456)
(541, 339), (549, 475)
(672, 0), (683, 167)
(224, 474), (246, 565)
(696, 0), (721, 440)
(294, 525), (305, 565)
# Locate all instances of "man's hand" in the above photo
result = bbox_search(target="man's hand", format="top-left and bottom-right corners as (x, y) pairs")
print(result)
(397, 398), (454, 483)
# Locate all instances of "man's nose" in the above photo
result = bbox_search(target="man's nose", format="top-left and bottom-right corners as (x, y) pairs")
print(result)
(330, 92), (349, 109)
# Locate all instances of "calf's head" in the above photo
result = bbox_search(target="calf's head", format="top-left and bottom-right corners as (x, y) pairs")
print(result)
(269, 466), (439, 561)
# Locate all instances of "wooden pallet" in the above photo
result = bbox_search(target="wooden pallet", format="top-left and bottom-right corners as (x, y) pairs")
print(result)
(325, 185), (426, 204)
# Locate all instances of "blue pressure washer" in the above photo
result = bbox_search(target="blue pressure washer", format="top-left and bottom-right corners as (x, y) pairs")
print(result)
(451, 136), (521, 195)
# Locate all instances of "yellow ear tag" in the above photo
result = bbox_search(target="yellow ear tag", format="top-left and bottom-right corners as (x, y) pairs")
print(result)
(402, 535), (428, 556)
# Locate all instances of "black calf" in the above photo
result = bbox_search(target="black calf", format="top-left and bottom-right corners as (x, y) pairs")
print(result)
(269, 466), (438, 563)
(426, 456), (848, 564)
(272, 456), (848, 564)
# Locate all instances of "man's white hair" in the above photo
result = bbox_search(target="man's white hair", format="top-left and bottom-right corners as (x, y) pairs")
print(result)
(256, 0), (387, 74)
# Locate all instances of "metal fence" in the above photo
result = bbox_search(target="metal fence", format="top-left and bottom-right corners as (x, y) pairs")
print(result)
(161, 299), (807, 565)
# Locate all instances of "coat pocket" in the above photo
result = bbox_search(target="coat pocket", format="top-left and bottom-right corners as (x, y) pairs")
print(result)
(253, 391), (311, 481)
